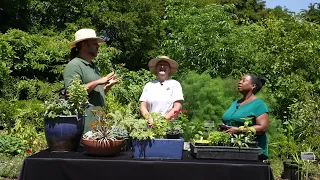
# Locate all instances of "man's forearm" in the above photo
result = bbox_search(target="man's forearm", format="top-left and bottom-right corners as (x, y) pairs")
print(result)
(85, 80), (101, 93)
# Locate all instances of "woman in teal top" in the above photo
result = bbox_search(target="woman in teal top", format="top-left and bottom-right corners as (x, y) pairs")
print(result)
(221, 74), (269, 161)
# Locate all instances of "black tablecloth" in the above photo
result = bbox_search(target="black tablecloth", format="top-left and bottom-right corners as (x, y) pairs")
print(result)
(18, 148), (274, 180)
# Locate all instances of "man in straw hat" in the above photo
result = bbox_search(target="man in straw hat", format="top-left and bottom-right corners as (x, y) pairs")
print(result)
(63, 28), (121, 133)
(139, 56), (184, 126)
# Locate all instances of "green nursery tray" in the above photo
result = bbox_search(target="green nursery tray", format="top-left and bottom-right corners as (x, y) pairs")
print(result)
(190, 143), (260, 161)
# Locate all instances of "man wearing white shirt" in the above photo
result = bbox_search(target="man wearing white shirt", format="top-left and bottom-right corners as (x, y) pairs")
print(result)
(139, 56), (184, 126)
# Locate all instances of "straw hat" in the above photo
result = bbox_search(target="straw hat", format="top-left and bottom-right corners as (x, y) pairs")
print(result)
(148, 56), (179, 76)
(69, 29), (105, 47)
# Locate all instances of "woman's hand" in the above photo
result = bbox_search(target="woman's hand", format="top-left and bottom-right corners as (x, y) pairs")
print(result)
(225, 126), (239, 134)
(147, 118), (154, 127)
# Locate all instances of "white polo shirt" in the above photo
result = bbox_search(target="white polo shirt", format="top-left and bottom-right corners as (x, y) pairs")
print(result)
(139, 79), (184, 117)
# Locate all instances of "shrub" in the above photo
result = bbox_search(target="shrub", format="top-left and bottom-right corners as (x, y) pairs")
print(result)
(0, 134), (26, 156)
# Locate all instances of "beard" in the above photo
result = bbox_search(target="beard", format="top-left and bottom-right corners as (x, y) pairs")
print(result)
(88, 50), (98, 57)
(87, 47), (98, 57)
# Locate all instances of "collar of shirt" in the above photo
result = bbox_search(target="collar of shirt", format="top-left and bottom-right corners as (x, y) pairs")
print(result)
(156, 79), (172, 91)
(77, 57), (96, 68)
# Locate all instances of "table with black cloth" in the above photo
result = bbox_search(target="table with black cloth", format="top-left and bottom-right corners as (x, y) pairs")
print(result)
(18, 147), (274, 180)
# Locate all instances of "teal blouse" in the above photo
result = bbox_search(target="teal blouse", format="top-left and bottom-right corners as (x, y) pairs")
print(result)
(222, 98), (269, 157)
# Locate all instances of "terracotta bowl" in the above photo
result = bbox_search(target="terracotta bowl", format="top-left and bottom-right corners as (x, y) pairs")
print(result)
(82, 139), (124, 156)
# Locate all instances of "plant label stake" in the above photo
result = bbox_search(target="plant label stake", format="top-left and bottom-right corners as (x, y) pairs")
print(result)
(301, 152), (315, 180)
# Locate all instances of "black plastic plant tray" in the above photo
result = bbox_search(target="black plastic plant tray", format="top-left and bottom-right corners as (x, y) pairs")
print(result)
(190, 143), (260, 161)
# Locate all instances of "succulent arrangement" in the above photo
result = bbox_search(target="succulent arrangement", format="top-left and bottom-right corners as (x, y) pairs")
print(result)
(82, 108), (128, 145)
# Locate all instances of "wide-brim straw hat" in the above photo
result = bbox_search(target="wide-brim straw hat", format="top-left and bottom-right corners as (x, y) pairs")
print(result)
(69, 28), (105, 47)
(148, 56), (179, 76)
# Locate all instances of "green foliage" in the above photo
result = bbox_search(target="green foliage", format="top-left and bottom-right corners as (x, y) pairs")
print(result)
(106, 69), (154, 116)
(129, 119), (155, 140)
(0, 154), (24, 179)
(109, 109), (170, 140)
(1, 29), (69, 82)
(208, 131), (231, 146)
(44, 75), (89, 118)
(180, 71), (239, 124)
(8, 100), (45, 130)
(14, 79), (63, 101)
(238, 117), (256, 142)
(163, 1), (236, 76)
(205, 0), (268, 22)
(108, 103), (140, 133)
(0, 134), (26, 156)
(167, 119), (183, 135)
(269, 158), (283, 178)
(7, 119), (47, 154)
(94, 45), (122, 76)
(26, 0), (167, 69)
(232, 133), (250, 148)
(292, 145), (320, 178)
(268, 132), (299, 160)
(0, 99), (16, 127)
(166, 110), (186, 135)
(288, 94), (320, 142)
(152, 117), (170, 139)
(301, 3), (320, 24)
(181, 119), (206, 142)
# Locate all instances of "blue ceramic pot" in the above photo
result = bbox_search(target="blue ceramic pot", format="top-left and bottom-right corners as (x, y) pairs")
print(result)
(44, 115), (84, 152)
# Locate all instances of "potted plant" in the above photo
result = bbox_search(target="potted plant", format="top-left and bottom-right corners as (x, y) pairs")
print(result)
(166, 119), (183, 139)
(236, 117), (258, 148)
(127, 112), (184, 159)
(43, 75), (89, 152)
(190, 118), (261, 161)
(81, 108), (128, 156)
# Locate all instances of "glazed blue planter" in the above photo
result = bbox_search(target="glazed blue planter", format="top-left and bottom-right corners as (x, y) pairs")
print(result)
(44, 115), (84, 152)
(132, 138), (184, 159)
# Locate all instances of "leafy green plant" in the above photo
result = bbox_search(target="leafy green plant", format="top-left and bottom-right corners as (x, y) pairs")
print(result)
(238, 117), (257, 143)
(292, 145), (320, 179)
(0, 134), (26, 156)
(166, 119), (182, 135)
(110, 110), (170, 140)
(208, 131), (231, 146)
(232, 134), (249, 148)
(106, 105), (156, 140)
(44, 75), (89, 118)
(230, 118), (257, 148)
(152, 117), (169, 138)
(166, 110), (185, 135)
(129, 119), (155, 140)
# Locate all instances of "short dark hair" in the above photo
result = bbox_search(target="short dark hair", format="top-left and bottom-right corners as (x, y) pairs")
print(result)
(248, 74), (266, 94)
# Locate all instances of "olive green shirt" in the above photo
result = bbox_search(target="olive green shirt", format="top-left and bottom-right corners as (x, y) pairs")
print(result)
(222, 98), (269, 157)
(63, 57), (105, 132)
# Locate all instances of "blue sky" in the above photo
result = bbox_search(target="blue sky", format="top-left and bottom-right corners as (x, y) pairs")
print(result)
(265, 0), (319, 13)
